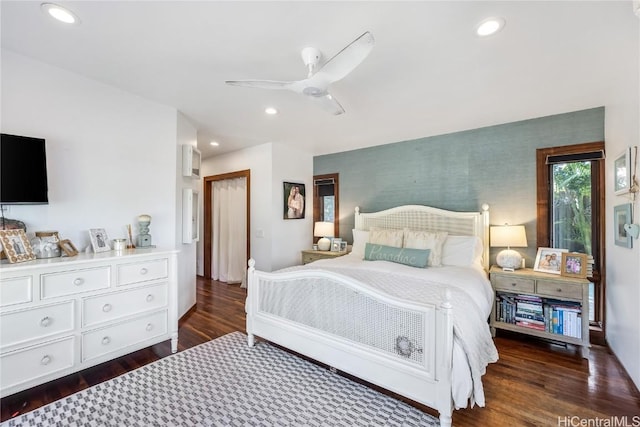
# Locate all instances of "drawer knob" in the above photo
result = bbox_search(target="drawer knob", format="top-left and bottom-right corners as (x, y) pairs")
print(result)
(102, 336), (111, 345)
(102, 303), (112, 312)
(140, 268), (148, 275)
(557, 288), (562, 292)
(40, 316), (52, 327)
(511, 283), (517, 287)
(146, 323), (154, 332)
(73, 278), (84, 286)
(40, 355), (52, 365)
(146, 294), (154, 302)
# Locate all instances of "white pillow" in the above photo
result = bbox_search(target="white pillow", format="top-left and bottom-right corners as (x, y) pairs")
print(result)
(403, 228), (448, 267)
(369, 227), (404, 248)
(441, 235), (484, 267)
(351, 229), (370, 258)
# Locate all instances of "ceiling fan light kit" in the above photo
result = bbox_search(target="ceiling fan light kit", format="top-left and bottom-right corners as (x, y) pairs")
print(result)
(226, 31), (375, 115)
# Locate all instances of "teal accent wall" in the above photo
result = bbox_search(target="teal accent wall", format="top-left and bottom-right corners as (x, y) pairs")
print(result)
(314, 107), (604, 266)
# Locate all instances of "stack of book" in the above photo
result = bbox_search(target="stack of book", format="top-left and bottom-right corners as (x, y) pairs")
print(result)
(586, 255), (594, 277)
(547, 300), (582, 338)
(514, 295), (545, 331)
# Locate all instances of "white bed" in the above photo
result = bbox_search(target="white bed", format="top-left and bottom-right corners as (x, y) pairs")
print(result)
(246, 204), (498, 426)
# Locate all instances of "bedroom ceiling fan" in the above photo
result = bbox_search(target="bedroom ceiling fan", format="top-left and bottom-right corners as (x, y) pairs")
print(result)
(225, 31), (375, 116)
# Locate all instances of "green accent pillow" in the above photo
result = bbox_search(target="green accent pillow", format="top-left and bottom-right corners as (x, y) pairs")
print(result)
(364, 243), (430, 268)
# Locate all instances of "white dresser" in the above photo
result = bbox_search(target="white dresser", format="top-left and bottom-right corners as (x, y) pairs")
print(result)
(0, 248), (178, 397)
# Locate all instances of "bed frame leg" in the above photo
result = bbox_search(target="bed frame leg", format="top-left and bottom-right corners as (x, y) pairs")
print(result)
(247, 333), (255, 347)
(439, 413), (452, 427)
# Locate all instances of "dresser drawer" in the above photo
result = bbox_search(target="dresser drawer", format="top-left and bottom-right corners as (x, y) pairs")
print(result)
(492, 275), (535, 293)
(1, 301), (74, 348)
(1, 337), (75, 390)
(82, 310), (167, 362)
(536, 280), (583, 299)
(82, 283), (168, 327)
(116, 259), (168, 286)
(0, 275), (32, 307)
(41, 266), (110, 299)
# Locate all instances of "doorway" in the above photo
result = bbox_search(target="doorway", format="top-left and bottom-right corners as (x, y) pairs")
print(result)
(203, 169), (251, 282)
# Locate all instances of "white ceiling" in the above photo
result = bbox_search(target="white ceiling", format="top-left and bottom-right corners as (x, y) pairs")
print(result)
(1, 1), (637, 159)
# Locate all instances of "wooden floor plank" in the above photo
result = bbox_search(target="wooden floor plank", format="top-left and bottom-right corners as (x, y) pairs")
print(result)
(2, 276), (639, 424)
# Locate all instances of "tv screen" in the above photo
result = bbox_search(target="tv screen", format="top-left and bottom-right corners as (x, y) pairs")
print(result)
(0, 133), (49, 205)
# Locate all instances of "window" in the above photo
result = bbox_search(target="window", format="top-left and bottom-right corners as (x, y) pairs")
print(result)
(536, 142), (605, 341)
(313, 173), (339, 240)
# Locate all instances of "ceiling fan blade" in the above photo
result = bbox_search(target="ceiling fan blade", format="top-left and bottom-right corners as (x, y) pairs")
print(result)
(308, 93), (345, 116)
(314, 31), (375, 83)
(225, 80), (294, 90)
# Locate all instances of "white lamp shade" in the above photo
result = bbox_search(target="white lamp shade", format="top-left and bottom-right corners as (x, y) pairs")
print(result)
(314, 222), (334, 238)
(490, 225), (527, 248)
(490, 225), (527, 270)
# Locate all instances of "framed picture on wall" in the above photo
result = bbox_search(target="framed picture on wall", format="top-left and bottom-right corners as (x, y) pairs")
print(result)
(614, 203), (632, 248)
(283, 182), (305, 219)
(614, 148), (631, 195)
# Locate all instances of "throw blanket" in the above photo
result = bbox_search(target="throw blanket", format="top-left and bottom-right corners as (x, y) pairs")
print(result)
(282, 263), (499, 408)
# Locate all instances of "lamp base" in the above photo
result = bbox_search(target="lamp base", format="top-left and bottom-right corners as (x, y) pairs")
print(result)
(317, 237), (331, 251)
(496, 249), (523, 270)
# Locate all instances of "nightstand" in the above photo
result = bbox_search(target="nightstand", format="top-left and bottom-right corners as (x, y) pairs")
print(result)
(489, 265), (590, 358)
(301, 250), (347, 265)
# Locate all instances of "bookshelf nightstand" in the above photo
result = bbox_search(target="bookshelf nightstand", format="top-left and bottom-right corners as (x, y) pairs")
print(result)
(489, 266), (590, 358)
(301, 250), (347, 265)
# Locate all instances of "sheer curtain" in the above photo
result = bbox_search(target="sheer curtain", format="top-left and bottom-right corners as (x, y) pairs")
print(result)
(211, 177), (247, 285)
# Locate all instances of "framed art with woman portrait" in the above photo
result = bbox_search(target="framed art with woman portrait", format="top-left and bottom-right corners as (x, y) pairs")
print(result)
(533, 247), (568, 274)
(283, 182), (305, 219)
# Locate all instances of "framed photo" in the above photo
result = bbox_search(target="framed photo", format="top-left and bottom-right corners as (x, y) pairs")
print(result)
(533, 247), (568, 274)
(614, 203), (633, 248)
(339, 241), (348, 252)
(0, 229), (36, 263)
(331, 238), (342, 252)
(560, 253), (587, 278)
(89, 228), (111, 253)
(614, 148), (631, 195)
(283, 182), (305, 219)
(60, 239), (79, 257)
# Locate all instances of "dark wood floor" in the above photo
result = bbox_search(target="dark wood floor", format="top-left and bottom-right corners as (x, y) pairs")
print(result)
(2, 277), (639, 425)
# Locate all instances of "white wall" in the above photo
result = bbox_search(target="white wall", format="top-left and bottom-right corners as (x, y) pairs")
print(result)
(1, 50), (178, 251)
(199, 142), (313, 274)
(604, 14), (640, 390)
(175, 113), (198, 316)
(271, 143), (313, 271)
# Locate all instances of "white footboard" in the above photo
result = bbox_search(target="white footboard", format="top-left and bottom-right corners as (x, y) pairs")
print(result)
(246, 259), (455, 426)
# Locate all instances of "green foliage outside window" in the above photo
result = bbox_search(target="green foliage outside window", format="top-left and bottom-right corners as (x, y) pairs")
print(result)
(552, 162), (592, 255)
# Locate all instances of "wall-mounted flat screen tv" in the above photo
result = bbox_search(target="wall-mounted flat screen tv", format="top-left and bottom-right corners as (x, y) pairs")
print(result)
(0, 133), (49, 204)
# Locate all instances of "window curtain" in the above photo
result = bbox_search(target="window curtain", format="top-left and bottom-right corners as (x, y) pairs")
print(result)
(211, 177), (247, 285)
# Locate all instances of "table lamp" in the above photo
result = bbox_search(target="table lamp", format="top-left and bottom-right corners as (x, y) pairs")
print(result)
(490, 224), (528, 271)
(314, 221), (334, 251)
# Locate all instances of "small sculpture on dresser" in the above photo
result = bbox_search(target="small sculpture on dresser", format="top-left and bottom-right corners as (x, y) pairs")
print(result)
(137, 214), (153, 247)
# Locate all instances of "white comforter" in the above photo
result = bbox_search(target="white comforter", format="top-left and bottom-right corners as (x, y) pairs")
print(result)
(286, 253), (498, 409)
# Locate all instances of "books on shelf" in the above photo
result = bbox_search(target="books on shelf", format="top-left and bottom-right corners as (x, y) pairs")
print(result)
(495, 292), (582, 339)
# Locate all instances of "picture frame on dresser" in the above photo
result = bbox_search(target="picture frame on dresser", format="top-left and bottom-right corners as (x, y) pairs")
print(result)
(533, 247), (567, 274)
(614, 203), (633, 248)
(89, 228), (111, 253)
(60, 239), (79, 257)
(0, 229), (36, 263)
(560, 253), (587, 278)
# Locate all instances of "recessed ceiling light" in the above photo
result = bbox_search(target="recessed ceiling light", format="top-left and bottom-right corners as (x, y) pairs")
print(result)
(41, 3), (80, 24)
(476, 17), (505, 37)
(265, 107), (278, 115)
(210, 141), (219, 147)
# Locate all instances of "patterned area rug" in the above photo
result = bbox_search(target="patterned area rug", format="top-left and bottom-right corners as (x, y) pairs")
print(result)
(2, 332), (440, 426)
